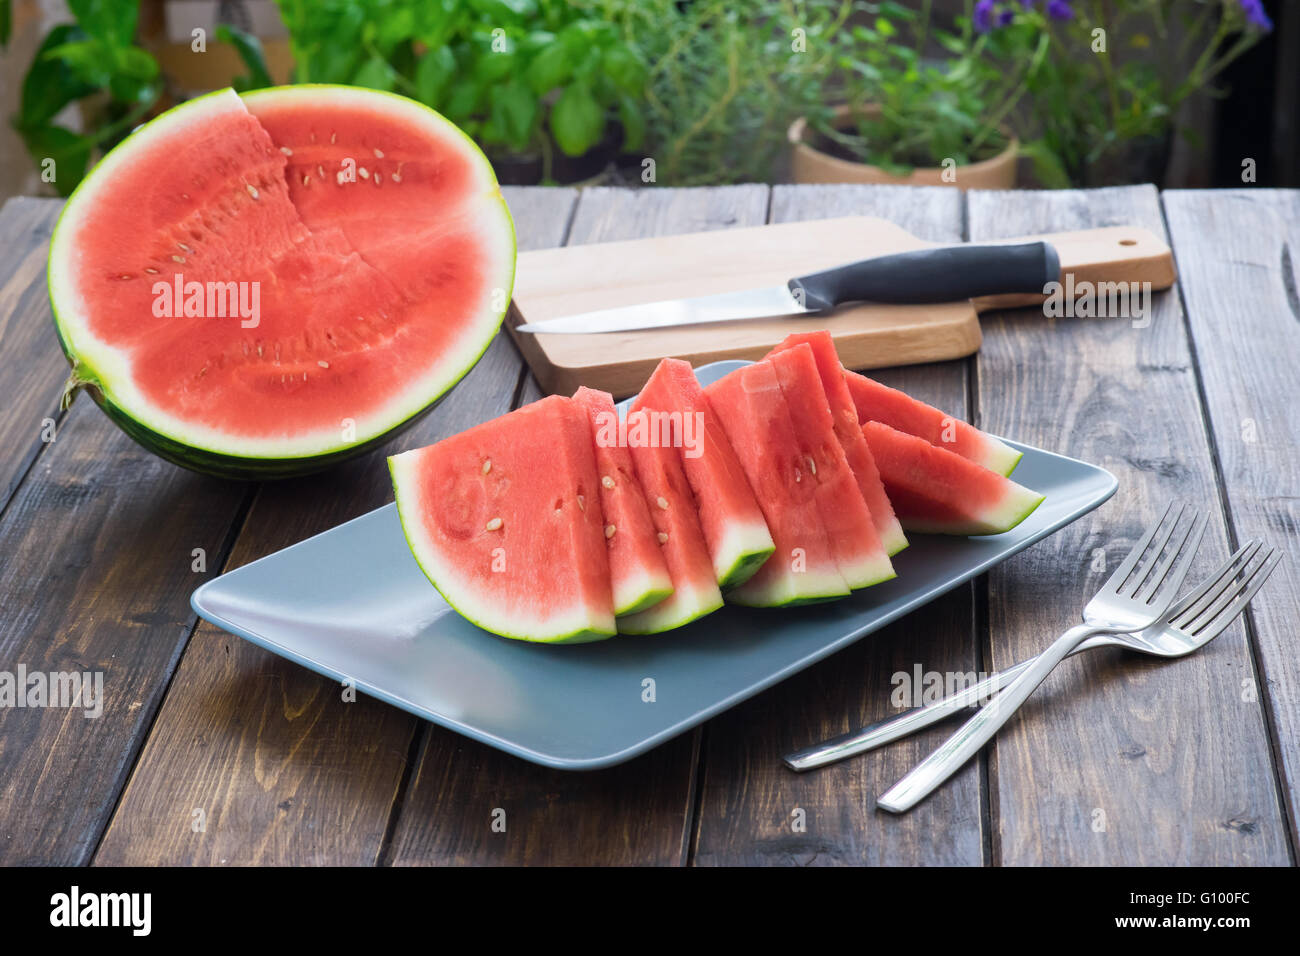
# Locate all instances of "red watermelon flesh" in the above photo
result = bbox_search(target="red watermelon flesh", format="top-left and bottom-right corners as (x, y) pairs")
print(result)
(619, 436), (723, 635)
(845, 371), (1022, 477)
(388, 396), (615, 642)
(50, 87), (514, 472)
(861, 421), (1045, 535)
(765, 331), (907, 556)
(572, 387), (674, 616)
(705, 363), (850, 606)
(766, 345), (895, 590)
(632, 359), (774, 588)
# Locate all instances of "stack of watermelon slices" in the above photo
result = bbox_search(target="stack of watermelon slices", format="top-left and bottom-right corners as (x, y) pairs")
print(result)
(389, 330), (1044, 643)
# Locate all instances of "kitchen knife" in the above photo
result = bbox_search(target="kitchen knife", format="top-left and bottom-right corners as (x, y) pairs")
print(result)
(514, 241), (1060, 334)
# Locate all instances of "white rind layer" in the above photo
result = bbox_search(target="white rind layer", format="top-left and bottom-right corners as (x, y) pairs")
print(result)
(49, 86), (515, 461)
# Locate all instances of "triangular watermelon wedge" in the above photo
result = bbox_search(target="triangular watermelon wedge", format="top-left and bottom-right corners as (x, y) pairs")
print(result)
(861, 421), (1044, 535)
(766, 344), (895, 589)
(632, 359), (774, 588)
(846, 370), (1022, 476)
(705, 363), (850, 606)
(388, 396), (615, 643)
(765, 331), (908, 556)
(572, 387), (674, 616)
(618, 438), (724, 635)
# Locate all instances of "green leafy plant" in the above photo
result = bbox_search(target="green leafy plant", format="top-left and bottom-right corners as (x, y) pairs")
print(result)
(272, 0), (647, 175)
(606, 0), (852, 185)
(10, 0), (161, 196)
(979, 0), (1274, 186)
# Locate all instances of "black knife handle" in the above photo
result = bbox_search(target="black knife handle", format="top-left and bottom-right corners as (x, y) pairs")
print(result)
(788, 241), (1061, 310)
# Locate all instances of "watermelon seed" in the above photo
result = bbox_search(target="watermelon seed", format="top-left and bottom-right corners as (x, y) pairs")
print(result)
(144, 267), (159, 274)
(482, 460), (492, 475)
(359, 167), (370, 179)
(317, 360), (330, 369)
(246, 183), (259, 199)
(280, 146), (294, 156)
(577, 495), (586, 512)
(657, 496), (669, 510)
(374, 173), (382, 185)
(302, 175), (311, 187)
(330, 132), (337, 144)
(171, 255), (185, 263)
(605, 524), (616, 539)
(807, 456), (817, 475)
(177, 241), (192, 253)
(373, 148), (385, 158)
(486, 517), (503, 532)
(657, 532), (669, 544)
(601, 475), (615, 489)
(318, 165), (326, 179)
(257, 345), (263, 357)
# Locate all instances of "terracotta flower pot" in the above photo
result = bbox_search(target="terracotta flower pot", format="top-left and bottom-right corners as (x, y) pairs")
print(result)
(788, 105), (1018, 189)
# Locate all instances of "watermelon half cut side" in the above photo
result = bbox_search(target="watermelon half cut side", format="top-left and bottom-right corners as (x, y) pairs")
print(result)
(705, 363), (850, 607)
(845, 370), (1022, 477)
(766, 345), (895, 590)
(619, 438), (724, 635)
(388, 396), (616, 644)
(572, 387), (674, 616)
(766, 331), (908, 556)
(49, 86), (515, 478)
(632, 359), (774, 588)
(861, 421), (1045, 535)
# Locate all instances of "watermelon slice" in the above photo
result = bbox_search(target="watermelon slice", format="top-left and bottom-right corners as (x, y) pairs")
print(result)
(705, 363), (850, 606)
(861, 421), (1045, 535)
(572, 387), (674, 616)
(619, 436), (724, 634)
(632, 359), (774, 587)
(388, 396), (615, 644)
(846, 370), (1022, 476)
(766, 331), (908, 556)
(766, 345), (895, 590)
(49, 86), (515, 478)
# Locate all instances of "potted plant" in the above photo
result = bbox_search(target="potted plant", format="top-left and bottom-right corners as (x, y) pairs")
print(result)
(982, 0), (1275, 188)
(272, 0), (647, 185)
(789, 2), (1030, 188)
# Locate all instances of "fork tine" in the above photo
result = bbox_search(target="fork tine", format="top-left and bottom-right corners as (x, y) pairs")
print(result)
(1135, 510), (1207, 603)
(1109, 501), (1180, 594)
(1183, 548), (1280, 638)
(1170, 541), (1263, 627)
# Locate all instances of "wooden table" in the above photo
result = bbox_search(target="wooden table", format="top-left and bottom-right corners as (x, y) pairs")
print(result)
(1, 184), (1296, 867)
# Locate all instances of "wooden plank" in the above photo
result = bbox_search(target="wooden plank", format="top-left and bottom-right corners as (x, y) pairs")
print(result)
(0, 400), (250, 865)
(1162, 188), (1300, 857)
(92, 187), (579, 865)
(968, 185), (1290, 865)
(691, 184), (987, 866)
(0, 198), (71, 511)
(386, 185), (771, 866)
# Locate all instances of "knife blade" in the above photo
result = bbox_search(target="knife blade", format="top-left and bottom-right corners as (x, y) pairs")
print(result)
(514, 241), (1060, 335)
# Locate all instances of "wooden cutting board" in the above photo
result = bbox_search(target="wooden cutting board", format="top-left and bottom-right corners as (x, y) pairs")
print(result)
(506, 215), (1176, 397)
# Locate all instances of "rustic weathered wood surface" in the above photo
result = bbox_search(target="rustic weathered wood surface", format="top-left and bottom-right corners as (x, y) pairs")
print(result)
(0, 184), (1294, 866)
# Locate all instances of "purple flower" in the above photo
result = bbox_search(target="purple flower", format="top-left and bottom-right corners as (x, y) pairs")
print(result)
(998, 7), (1015, 26)
(1239, 0), (1273, 31)
(1046, 0), (1074, 20)
(974, 0), (995, 33)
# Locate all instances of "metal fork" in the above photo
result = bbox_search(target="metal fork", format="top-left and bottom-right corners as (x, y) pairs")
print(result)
(785, 539), (1279, 772)
(877, 502), (1207, 813)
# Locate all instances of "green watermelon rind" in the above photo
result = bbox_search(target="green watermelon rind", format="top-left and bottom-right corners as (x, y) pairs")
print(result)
(899, 485), (1046, 536)
(982, 440), (1025, 478)
(48, 85), (516, 480)
(724, 568), (851, 608)
(387, 457), (616, 645)
(616, 584), (724, 635)
(612, 572), (675, 617)
(713, 520), (777, 589)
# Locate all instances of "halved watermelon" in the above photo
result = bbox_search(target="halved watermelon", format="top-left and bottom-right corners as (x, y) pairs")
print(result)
(619, 437), (724, 634)
(766, 331), (907, 556)
(632, 359), (774, 588)
(766, 345), (895, 590)
(861, 421), (1044, 535)
(572, 387), (674, 616)
(845, 370), (1021, 476)
(388, 396), (615, 643)
(49, 86), (515, 478)
(705, 363), (850, 607)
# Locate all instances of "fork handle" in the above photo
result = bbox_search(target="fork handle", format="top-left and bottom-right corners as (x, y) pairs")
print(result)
(877, 624), (1104, 813)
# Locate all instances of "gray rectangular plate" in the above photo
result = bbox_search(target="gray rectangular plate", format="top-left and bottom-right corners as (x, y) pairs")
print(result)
(193, 360), (1117, 770)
